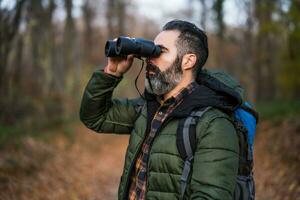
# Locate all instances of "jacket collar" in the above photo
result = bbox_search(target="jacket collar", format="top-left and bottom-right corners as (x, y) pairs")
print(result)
(144, 77), (242, 118)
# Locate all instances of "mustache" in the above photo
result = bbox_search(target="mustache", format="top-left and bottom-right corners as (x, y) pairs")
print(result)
(146, 62), (161, 74)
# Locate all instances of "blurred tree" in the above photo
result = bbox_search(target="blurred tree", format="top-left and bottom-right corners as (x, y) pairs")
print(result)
(199, 0), (207, 30)
(116, 0), (126, 35)
(82, 0), (95, 65)
(212, 0), (226, 70)
(254, 0), (281, 100)
(213, 0), (225, 38)
(63, 0), (76, 90)
(29, 0), (46, 96)
(0, 0), (25, 98)
(0, 0), (298, 131)
(106, 0), (115, 37)
(0, 1), (25, 125)
(279, 0), (300, 99)
(47, 0), (64, 96)
(106, 0), (128, 37)
(63, 0), (82, 115)
(238, 0), (256, 101)
(45, 0), (66, 118)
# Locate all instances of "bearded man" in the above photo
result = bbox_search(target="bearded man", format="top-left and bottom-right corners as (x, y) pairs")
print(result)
(80, 20), (239, 200)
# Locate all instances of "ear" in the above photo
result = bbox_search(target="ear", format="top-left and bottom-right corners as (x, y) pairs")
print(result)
(181, 54), (197, 71)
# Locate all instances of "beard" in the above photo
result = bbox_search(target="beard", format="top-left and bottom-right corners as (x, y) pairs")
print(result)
(145, 56), (183, 96)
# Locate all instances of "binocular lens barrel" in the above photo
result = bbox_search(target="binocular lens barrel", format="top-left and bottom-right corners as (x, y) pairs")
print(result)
(115, 37), (140, 55)
(105, 40), (118, 57)
(105, 36), (161, 58)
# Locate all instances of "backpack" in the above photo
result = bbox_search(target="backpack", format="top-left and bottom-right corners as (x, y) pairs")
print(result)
(177, 69), (259, 200)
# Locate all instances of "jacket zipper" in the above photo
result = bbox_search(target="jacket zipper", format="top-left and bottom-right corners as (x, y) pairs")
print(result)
(122, 105), (158, 200)
(144, 116), (174, 197)
(122, 105), (175, 199)
(122, 103), (164, 200)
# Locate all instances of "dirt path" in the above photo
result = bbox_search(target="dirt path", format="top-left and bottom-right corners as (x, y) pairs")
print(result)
(0, 119), (299, 199)
(254, 119), (300, 200)
(0, 126), (129, 200)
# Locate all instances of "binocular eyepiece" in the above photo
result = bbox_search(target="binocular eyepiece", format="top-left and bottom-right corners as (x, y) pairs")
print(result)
(105, 36), (161, 58)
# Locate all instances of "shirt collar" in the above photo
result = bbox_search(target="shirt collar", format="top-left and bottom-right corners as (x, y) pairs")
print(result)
(159, 81), (198, 106)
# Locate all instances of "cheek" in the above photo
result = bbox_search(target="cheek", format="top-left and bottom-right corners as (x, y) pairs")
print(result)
(156, 54), (176, 71)
(163, 50), (177, 62)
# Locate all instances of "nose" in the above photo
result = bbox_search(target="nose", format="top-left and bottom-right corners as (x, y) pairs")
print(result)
(147, 56), (158, 65)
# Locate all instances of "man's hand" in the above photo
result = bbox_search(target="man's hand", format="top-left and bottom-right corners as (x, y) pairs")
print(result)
(104, 55), (134, 77)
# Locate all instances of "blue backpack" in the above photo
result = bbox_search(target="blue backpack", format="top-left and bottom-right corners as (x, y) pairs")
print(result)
(177, 70), (259, 200)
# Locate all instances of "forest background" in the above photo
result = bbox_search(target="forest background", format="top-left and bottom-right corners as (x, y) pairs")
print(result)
(0, 0), (299, 199)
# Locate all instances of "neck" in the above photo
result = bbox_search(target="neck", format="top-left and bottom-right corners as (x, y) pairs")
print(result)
(163, 74), (195, 101)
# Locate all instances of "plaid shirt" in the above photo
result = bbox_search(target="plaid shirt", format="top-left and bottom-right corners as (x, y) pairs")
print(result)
(128, 82), (198, 200)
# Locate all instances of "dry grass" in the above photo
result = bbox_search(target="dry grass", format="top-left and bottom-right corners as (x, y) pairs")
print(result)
(254, 118), (300, 200)
(0, 126), (129, 200)
(0, 118), (299, 199)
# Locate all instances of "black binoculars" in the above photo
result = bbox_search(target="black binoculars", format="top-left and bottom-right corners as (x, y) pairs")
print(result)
(105, 36), (161, 58)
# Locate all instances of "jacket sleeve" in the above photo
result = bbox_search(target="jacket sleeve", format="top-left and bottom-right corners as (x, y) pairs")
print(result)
(79, 69), (143, 134)
(189, 116), (239, 200)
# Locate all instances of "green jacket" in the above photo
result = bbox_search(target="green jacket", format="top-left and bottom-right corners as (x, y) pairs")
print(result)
(80, 70), (240, 200)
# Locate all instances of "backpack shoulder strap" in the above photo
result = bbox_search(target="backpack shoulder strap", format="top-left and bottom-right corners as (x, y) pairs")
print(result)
(176, 106), (212, 199)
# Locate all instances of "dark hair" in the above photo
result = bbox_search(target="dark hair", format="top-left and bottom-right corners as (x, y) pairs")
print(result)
(162, 20), (209, 75)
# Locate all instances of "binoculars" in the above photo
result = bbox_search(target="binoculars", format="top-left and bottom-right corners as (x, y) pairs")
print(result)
(105, 36), (161, 58)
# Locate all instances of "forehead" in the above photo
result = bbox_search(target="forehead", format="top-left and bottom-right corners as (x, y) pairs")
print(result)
(154, 30), (180, 48)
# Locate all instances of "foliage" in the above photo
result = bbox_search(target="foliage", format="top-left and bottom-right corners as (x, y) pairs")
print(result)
(256, 100), (300, 121)
(0, 0), (299, 140)
(279, 0), (300, 99)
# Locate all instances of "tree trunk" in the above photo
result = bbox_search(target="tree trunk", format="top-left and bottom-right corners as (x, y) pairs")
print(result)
(254, 0), (277, 101)
(199, 0), (207, 30)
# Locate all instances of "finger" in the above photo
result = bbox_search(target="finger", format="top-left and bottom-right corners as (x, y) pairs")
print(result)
(108, 58), (118, 72)
(109, 65), (117, 72)
(127, 55), (134, 62)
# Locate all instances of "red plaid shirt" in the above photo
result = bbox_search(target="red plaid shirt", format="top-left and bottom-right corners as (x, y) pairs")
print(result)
(128, 82), (197, 200)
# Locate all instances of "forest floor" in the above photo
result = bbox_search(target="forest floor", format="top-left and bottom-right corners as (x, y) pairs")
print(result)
(0, 118), (299, 200)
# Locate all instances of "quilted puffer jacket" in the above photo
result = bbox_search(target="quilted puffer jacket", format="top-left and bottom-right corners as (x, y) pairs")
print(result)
(80, 69), (241, 200)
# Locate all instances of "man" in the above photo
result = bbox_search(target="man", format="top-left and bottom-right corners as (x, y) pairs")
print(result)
(80, 20), (239, 199)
